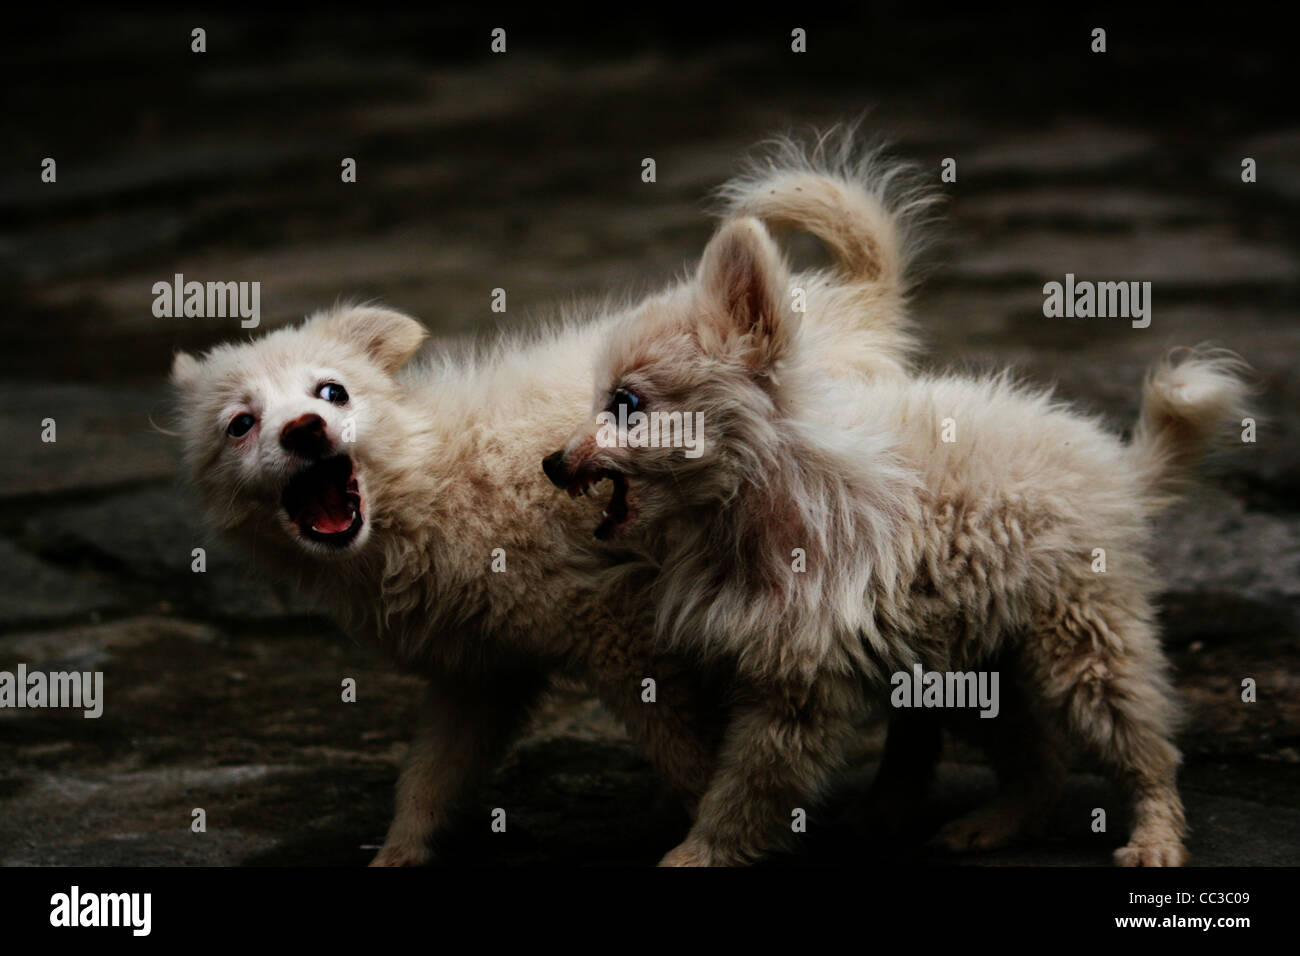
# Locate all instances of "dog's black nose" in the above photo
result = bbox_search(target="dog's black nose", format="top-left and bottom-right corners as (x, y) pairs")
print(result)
(280, 413), (330, 459)
(542, 450), (569, 488)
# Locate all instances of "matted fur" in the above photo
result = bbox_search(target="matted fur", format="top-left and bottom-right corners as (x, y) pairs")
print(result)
(170, 131), (926, 865)
(555, 215), (1249, 867)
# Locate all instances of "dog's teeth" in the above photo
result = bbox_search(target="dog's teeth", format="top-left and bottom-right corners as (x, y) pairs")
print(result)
(602, 510), (609, 518)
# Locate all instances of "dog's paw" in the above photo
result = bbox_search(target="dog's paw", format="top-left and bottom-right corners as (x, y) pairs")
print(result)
(929, 806), (1026, 853)
(1114, 842), (1187, 867)
(369, 841), (432, 867)
(658, 839), (717, 867)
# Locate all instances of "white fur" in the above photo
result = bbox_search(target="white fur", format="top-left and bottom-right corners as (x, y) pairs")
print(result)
(561, 214), (1250, 867)
(172, 130), (928, 865)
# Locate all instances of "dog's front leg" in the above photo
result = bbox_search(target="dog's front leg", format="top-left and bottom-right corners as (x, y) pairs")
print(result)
(590, 653), (726, 817)
(371, 669), (546, 866)
(659, 672), (859, 866)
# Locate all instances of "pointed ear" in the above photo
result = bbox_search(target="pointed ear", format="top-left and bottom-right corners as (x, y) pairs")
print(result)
(697, 217), (794, 365)
(170, 350), (201, 388)
(314, 306), (427, 374)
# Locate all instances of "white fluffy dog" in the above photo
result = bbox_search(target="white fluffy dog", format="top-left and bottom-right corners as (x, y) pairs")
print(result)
(548, 212), (1249, 867)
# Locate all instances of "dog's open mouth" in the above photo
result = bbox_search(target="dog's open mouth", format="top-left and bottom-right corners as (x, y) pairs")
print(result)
(281, 455), (364, 547)
(565, 467), (630, 540)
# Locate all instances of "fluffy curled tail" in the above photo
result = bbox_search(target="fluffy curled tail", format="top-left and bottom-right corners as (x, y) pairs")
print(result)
(1130, 349), (1251, 500)
(715, 124), (937, 296)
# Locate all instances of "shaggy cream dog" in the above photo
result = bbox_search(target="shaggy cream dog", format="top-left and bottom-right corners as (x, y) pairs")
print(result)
(547, 214), (1248, 868)
(170, 132), (927, 865)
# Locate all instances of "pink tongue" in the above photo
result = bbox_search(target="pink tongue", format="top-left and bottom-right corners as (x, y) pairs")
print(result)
(306, 483), (353, 534)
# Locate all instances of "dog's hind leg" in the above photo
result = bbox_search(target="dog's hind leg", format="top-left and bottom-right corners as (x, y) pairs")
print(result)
(1025, 599), (1187, 866)
(929, 673), (1067, 854)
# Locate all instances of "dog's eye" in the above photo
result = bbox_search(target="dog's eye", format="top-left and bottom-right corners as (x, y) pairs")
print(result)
(227, 413), (256, 438)
(317, 383), (349, 404)
(609, 387), (641, 416)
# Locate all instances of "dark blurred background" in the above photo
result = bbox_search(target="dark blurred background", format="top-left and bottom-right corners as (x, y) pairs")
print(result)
(0, 7), (1296, 865)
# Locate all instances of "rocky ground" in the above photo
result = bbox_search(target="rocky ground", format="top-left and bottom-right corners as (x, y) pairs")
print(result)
(1, 11), (1297, 866)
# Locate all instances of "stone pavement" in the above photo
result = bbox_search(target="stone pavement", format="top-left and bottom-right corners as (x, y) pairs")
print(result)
(1, 12), (1296, 865)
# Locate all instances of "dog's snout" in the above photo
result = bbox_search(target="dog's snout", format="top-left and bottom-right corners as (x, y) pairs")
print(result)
(280, 413), (331, 459)
(542, 450), (569, 488)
